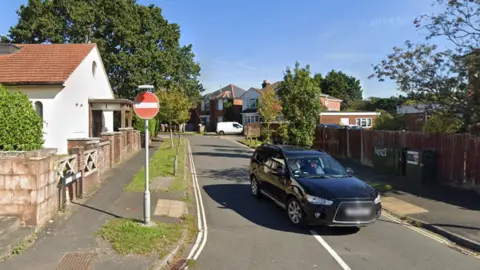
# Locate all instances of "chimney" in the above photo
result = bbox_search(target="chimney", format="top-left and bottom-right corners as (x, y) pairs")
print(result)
(0, 44), (20, 55)
(262, 80), (271, 89)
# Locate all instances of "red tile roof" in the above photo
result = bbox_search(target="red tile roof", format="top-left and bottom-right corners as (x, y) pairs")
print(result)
(0, 43), (96, 85)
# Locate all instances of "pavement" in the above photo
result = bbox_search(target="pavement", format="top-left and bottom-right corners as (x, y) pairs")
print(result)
(0, 142), (187, 270)
(186, 135), (480, 270)
(339, 158), (480, 252)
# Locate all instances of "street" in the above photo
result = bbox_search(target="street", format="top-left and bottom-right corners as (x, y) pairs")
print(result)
(188, 136), (480, 270)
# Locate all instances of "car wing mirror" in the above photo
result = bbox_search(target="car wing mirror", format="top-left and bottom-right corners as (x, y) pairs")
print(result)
(276, 167), (286, 176)
(346, 167), (354, 175)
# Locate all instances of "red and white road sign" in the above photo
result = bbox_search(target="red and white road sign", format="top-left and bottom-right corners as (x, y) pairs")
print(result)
(134, 91), (159, 119)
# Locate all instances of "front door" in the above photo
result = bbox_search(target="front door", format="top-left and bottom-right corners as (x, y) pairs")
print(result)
(92, 111), (103, 137)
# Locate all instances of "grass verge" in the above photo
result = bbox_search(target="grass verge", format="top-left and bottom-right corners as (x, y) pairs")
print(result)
(124, 138), (185, 192)
(240, 139), (262, 148)
(98, 219), (182, 257)
(368, 182), (393, 194)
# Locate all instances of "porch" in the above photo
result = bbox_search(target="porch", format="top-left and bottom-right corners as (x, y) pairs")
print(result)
(89, 99), (134, 137)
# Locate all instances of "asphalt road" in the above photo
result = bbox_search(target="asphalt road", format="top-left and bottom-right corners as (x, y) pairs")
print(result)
(188, 136), (480, 270)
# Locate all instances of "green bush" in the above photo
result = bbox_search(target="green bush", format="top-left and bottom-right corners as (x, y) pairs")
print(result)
(133, 115), (157, 137)
(0, 85), (44, 151)
(373, 110), (405, 131)
(423, 111), (462, 134)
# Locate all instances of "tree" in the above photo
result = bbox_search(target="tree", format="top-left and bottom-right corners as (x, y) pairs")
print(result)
(317, 70), (363, 109)
(423, 111), (463, 134)
(371, 0), (480, 132)
(372, 110), (405, 131)
(4, 0), (204, 100)
(156, 89), (192, 147)
(0, 85), (44, 151)
(258, 85), (282, 143)
(277, 62), (321, 147)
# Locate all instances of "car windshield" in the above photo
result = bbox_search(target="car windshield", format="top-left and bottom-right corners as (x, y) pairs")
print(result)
(286, 155), (347, 178)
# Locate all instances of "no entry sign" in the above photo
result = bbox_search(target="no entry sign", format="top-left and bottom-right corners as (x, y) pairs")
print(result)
(134, 91), (159, 119)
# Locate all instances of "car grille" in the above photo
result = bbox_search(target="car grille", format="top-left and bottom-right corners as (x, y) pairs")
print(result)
(333, 201), (376, 223)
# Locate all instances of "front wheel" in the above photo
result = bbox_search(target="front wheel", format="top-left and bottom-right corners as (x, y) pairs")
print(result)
(287, 198), (305, 227)
(219, 131), (225, 135)
(250, 176), (262, 198)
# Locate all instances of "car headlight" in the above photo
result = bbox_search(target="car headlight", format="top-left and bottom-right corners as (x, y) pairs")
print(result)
(374, 194), (381, 204)
(305, 194), (333, 206)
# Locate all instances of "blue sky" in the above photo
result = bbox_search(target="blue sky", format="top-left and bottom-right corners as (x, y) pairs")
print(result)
(0, 0), (445, 98)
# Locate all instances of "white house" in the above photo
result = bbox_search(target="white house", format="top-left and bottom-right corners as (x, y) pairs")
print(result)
(0, 43), (132, 154)
(240, 87), (262, 125)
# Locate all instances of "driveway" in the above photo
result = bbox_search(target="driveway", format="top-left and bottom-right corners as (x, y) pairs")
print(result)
(188, 136), (480, 270)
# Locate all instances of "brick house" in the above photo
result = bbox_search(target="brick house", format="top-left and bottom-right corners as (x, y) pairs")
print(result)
(240, 80), (369, 125)
(193, 84), (246, 132)
(319, 112), (381, 128)
(0, 43), (134, 154)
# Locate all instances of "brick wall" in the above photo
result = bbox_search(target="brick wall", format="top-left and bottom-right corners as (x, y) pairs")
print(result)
(0, 130), (142, 228)
(0, 149), (58, 226)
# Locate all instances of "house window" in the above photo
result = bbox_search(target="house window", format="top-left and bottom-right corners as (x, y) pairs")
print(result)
(218, 116), (223, 123)
(205, 100), (210, 111)
(244, 115), (260, 124)
(217, 99), (223, 111)
(92, 61), (97, 78)
(201, 100), (205, 111)
(34, 101), (43, 120)
(248, 98), (257, 109)
(356, 118), (372, 128)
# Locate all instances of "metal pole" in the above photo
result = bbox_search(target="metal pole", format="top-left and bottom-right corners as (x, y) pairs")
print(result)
(144, 119), (151, 224)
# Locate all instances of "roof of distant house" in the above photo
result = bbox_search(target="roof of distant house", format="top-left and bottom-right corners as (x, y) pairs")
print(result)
(253, 81), (342, 101)
(0, 43), (96, 85)
(205, 84), (246, 99)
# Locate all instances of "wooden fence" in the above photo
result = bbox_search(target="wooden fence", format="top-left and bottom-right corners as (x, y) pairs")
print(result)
(313, 127), (480, 187)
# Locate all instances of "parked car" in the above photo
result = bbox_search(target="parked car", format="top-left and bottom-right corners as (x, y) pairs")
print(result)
(216, 121), (243, 135)
(249, 144), (382, 227)
(344, 125), (363, 129)
(316, 123), (343, 129)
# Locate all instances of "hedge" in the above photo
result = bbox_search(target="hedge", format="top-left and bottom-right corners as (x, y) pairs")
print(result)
(0, 85), (44, 151)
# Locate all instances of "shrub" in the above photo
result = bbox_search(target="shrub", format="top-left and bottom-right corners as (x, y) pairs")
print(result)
(0, 85), (44, 151)
(133, 115), (157, 137)
(423, 111), (462, 134)
(373, 110), (405, 131)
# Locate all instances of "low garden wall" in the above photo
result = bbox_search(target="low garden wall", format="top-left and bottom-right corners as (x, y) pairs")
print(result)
(0, 129), (142, 227)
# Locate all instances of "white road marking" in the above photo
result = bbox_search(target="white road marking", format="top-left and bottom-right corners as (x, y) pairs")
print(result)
(186, 140), (209, 262)
(381, 212), (450, 244)
(310, 230), (352, 270)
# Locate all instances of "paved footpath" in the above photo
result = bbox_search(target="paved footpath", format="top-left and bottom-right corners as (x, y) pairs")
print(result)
(188, 136), (480, 270)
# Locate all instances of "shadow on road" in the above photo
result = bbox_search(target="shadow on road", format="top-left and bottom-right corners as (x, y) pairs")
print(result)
(193, 151), (251, 159)
(198, 167), (250, 183)
(203, 183), (360, 236)
(197, 144), (240, 149)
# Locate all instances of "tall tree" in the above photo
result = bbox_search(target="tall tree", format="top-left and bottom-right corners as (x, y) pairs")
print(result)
(156, 89), (192, 146)
(371, 0), (480, 132)
(4, 0), (204, 100)
(258, 85), (282, 143)
(277, 62), (321, 147)
(318, 70), (363, 109)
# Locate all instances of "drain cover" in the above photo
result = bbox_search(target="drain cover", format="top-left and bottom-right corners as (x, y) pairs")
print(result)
(56, 252), (96, 270)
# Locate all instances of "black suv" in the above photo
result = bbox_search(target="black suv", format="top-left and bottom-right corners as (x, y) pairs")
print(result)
(249, 144), (382, 227)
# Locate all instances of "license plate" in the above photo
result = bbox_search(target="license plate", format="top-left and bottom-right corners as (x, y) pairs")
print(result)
(345, 207), (371, 216)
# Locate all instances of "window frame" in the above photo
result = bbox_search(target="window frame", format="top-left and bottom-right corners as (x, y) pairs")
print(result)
(217, 99), (223, 111)
(356, 117), (373, 128)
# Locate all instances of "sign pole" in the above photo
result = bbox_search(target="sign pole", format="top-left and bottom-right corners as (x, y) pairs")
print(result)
(134, 87), (158, 226)
(144, 119), (150, 225)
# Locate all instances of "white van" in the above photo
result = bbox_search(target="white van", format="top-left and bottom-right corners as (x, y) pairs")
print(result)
(216, 122), (244, 135)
